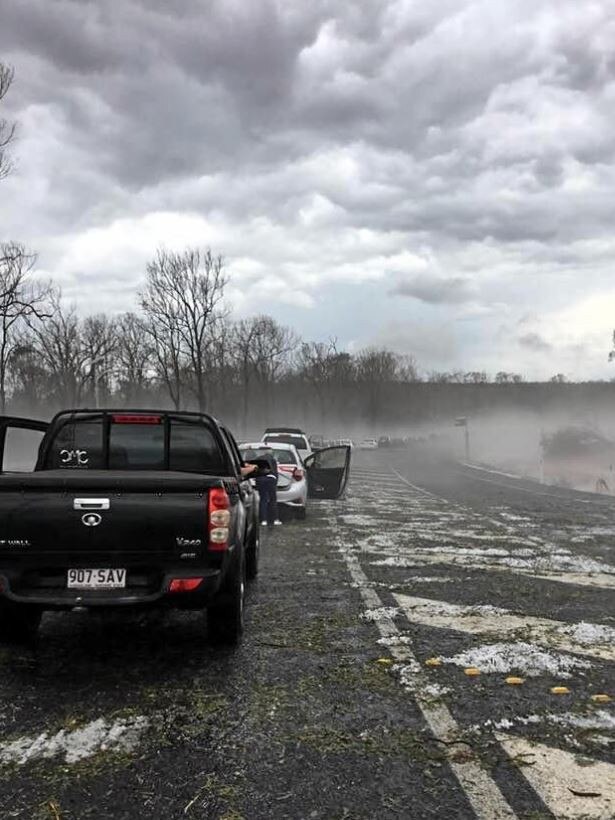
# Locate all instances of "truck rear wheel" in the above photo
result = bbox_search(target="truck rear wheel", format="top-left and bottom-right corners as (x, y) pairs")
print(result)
(246, 523), (260, 580)
(207, 548), (245, 646)
(0, 601), (42, 644)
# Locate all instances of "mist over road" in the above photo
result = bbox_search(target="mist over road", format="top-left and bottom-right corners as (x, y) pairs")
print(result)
(1, 448), (614, 819)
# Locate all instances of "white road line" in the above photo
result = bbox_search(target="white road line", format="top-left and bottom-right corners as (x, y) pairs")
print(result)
(335, 523), (519, 820)
(461, 464), (523, 480)
(531, 571), (615, 589)
(394, 594), (615, 662)
(354, 469), (615, 590)
(369, 553), (615, 591)
(390, 468), (448, 502)
(388, 469), (541, 536)
(352, 470), (395, 477)
(345, 466), (615, 816)
(496, 735), (615, 819)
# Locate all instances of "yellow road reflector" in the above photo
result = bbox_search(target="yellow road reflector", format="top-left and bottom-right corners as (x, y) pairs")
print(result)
(464, 667), (481, 677)
(376, 658), (393, 667)
(591, 693), (612, 704)
(550, 686), (570, 695)
(505, 676), (525, 685)
(425, 657), (442, 667)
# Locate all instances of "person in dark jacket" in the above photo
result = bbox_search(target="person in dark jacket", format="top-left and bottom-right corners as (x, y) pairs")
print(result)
(253, 449), (281, 527)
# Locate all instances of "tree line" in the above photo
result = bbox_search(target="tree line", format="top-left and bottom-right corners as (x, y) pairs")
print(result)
(1, 240), (423, 432)
(2, 241), (605, 437)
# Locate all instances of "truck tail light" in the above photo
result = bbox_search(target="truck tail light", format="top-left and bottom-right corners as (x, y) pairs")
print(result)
(169, 577), (203, 593)
(293, 468), (304, 481)
(112, 414), (161, 424)
(208, 487), (230, 551)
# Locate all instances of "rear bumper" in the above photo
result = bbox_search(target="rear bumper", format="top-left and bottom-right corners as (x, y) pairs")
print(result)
(0, 566), (223, 610)
(277, 481), (307, 507)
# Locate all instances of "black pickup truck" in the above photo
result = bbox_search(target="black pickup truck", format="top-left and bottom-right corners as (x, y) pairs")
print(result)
(0, 410), (351, 646)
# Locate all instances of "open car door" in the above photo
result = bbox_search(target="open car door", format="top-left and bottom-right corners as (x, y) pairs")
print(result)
(304, 445), (351, 500)
(0, 416), (48, 473)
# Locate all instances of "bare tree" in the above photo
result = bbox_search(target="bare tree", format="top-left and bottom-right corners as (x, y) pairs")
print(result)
(26, 289), (90, 407)
(233, 317), (261, 435)
(204, 314), (234, 416)
(115, 312), (154, 404)
(356, 347), (402, 426)
(395, 353), (419, 383)
(140, 248), (227, 411)
(81, 314), (118, 406)
(143, 303), (183, 410)
(0, 63), (16, 182)
(9, 336), (50, 410)
(233, 315), (297, 431)
(426, 370), (466, 384)
(495, 371), (524, 384)
(0, 243), (50, 411)
(463, 371), (489, 384)
(297, 338), (342, 429)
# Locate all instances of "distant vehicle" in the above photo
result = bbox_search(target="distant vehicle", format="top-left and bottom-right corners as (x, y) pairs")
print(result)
(541, 426), (615, 492)
(358, 439), (378, 450)
(0, 410), (261, 646)
(337, 438), (354, 448)
(378, 436), (391, 448)
(262, 428), (311, 461)
(240, 441), (308, 520)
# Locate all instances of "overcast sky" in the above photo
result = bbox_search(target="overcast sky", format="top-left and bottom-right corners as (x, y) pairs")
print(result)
(1, 0), (615, 379)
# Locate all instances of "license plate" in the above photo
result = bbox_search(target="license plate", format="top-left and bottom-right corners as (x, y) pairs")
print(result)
(67, 568), (126, 589)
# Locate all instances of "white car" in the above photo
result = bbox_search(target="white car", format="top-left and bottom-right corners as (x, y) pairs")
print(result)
(240, 441), (308, 520)
(358, 439), (378, 450)
(262, 428), (312, 462)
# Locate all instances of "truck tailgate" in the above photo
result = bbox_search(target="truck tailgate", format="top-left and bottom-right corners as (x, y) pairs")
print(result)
(0, 471), (231, 603)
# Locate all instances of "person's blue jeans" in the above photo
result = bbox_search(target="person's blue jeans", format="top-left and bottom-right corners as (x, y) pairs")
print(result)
(255, 475), (278, 525)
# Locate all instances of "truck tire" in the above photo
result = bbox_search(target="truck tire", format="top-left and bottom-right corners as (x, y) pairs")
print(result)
(246, 522), (260, 580)
(0, 602), (42, 644)
(207, 548), (245, 646)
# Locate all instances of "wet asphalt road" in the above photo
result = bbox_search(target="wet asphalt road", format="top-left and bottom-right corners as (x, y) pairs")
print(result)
(0, 447), (614, 819)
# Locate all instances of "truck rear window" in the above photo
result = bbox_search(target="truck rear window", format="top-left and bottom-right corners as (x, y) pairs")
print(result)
(49, 420), (104, 469)
(109, 423), (164, 469)
(45, 417), (226, 473)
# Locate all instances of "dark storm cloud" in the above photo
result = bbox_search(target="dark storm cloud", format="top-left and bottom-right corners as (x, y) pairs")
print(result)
(2, 0), (612, 205)
(389, 273), (474, 304)
(518, 333), (552, 353)
(0, 0), (331, 185)
(1, 0), (615, 379)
